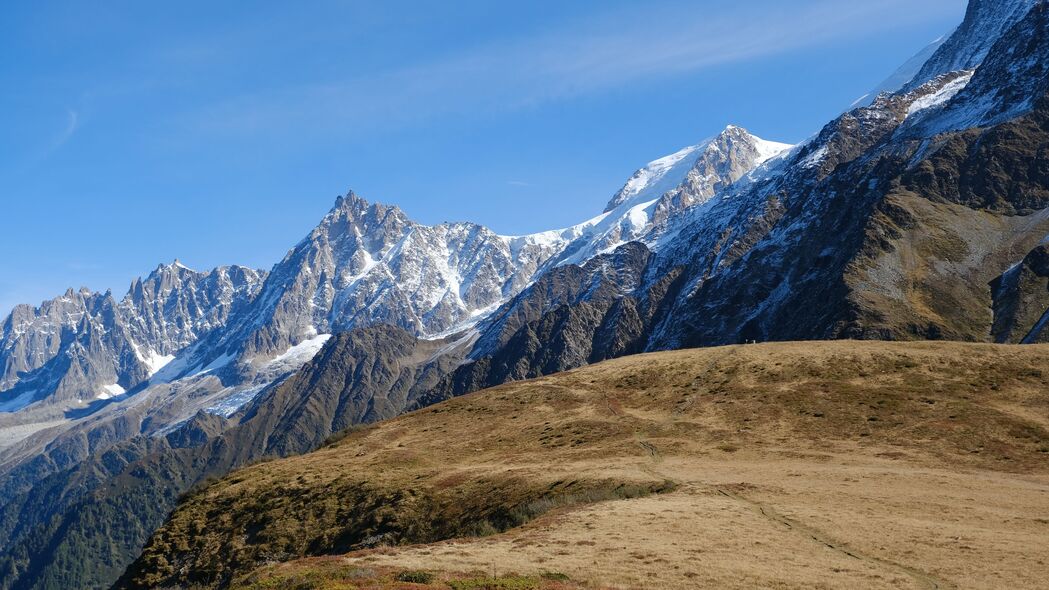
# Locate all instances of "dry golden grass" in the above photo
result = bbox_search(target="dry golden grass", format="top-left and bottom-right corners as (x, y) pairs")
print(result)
(130, 341), (1049, 589)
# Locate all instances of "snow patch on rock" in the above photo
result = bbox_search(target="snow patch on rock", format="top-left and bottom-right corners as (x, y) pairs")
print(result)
(906, 71), (974, 118)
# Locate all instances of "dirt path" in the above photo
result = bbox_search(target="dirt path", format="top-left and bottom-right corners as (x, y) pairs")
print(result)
(714, 487), (949, 590)
(633, 422), (949, 590)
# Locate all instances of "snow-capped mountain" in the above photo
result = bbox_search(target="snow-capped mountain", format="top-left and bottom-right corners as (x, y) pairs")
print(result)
(156, 125), (791, 388)
(185, 194), (559, 366)
(528, 125), (792, 269)
(0, 124), (787, 427)
(0, 263), (265, 411)
(602, 126), (790, 214)
(121, 262), (266, 362)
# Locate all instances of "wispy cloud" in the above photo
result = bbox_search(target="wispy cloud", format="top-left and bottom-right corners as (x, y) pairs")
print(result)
(51, 108), (79, 151)
(506, 180), (532, 187)
(9, 107), (81, 171)
(179, 0), (958, 139)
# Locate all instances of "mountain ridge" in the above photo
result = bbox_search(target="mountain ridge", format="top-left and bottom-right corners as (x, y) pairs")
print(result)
(0, 125), (789, 422)
(0, 263), (266, 414)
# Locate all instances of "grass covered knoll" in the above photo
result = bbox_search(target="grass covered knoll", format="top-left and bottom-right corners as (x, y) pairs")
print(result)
(120, 341), (1049, 589)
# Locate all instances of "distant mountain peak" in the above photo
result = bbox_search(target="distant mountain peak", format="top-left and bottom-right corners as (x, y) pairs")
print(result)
(0, 262), (267, 409)
(602, 125), (792, 214)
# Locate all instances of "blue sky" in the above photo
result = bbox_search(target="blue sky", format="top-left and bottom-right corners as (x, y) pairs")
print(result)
(0, 0), (966, 315)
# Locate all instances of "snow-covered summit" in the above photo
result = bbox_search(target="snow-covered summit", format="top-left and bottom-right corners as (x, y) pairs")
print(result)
(535, 125), (792, 267)
(603, 125), (792, 214)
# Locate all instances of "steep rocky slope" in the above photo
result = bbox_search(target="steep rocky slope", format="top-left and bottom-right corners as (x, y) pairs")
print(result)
(120, 341), (1049, 589)
(0, 324), (459, 589)
(992, 244), (1049, 343)
(904, 0), (1037, 91)
(645, 4), (1049, 347)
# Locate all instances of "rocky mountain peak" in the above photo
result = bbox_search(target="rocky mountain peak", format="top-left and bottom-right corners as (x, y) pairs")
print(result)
(215, 189), (553, 365)
(142, 259), (200, 286)
(329, 190), (407, 223)
(904, 0), (1038, 91)
(679, 124), (791, 196)
(310, 191), (412, 258)
(602, 125), (791, 215)
(717, 124), (759, 143)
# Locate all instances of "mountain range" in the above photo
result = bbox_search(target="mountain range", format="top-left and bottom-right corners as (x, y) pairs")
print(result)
(1, 0), (1047, 587)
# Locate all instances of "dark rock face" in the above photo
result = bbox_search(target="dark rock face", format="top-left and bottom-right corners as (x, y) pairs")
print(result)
(652, 5), (1049, 347)
(244, 326), (463, 456)
(901, 115), (1049, 215)
(991, 244), (1049, 343)
(420, 245), (652, 404)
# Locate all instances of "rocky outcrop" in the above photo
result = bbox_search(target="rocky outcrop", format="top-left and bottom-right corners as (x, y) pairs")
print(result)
(991, 243), (1049, 343)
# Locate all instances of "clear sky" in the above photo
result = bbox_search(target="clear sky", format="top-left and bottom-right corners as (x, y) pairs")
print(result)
(1, 0), (966, 316)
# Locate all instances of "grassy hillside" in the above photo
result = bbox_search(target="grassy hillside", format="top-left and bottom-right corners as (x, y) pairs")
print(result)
(120, 341), (1049, 589)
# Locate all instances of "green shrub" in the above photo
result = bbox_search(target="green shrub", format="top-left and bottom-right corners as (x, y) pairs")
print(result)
(447, 576), (541, 590)
(396, 569), (435, 583)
